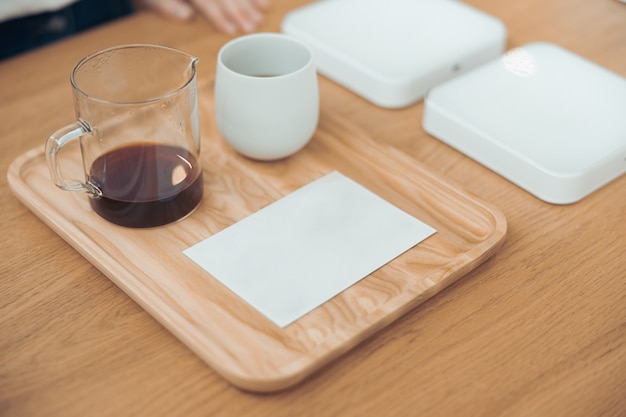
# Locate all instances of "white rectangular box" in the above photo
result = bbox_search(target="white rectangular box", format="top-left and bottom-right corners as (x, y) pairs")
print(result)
(282, 0), (506, 108)
(423, 42), (626, 204)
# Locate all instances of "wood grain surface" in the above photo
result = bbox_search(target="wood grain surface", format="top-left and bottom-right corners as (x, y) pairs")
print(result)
(1, 0), (625, 415)
(7, 103), (506, 391)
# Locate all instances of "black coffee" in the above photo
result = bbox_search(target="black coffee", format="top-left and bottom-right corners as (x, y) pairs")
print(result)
(88, 143), (203, 228)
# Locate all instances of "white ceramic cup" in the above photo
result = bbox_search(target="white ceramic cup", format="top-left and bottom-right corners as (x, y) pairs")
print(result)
(214, 33), (319, 160)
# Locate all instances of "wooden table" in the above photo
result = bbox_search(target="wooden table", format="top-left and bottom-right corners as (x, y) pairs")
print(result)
(1, 0), (624, 415)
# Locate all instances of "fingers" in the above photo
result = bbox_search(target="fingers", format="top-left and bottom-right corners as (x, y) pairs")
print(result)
(190, 0), (268, 34)
(221, 0), (264, 32)
(138, 0), (270, 34)
(250, 0), (269, 12)
(138, 0), (195, 21)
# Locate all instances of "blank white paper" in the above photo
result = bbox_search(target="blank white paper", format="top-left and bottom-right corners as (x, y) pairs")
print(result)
(184, 171), (436, 327)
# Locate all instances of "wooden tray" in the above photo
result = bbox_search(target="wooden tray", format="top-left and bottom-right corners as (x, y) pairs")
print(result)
(7, 114), (506, 392)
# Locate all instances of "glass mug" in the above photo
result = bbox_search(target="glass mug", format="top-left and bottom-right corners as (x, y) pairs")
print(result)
(46, 44), (203, 228)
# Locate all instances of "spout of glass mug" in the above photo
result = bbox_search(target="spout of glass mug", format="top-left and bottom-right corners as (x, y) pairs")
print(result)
(177, 49), (199, 82)
(168, 47), (198, 87)
(186, 54), (199, 89)
(189, 55), (199, 73)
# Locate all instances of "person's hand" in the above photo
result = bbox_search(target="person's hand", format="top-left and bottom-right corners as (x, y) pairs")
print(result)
(137, 0), (269, 34)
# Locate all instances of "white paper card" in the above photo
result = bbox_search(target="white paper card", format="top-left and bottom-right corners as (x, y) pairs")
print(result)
(184, 171), (436, 327)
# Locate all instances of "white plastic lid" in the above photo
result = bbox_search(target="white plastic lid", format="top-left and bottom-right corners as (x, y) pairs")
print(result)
(282, 0), (506, 108)
(423, 42), (626, 203)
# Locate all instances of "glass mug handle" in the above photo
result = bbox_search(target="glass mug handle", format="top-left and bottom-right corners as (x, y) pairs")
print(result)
(45, 120), (101, 197)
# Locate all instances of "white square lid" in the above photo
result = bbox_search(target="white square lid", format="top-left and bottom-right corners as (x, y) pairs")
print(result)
(282, 0), (506, 108)
(423, 42), (626, 204)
